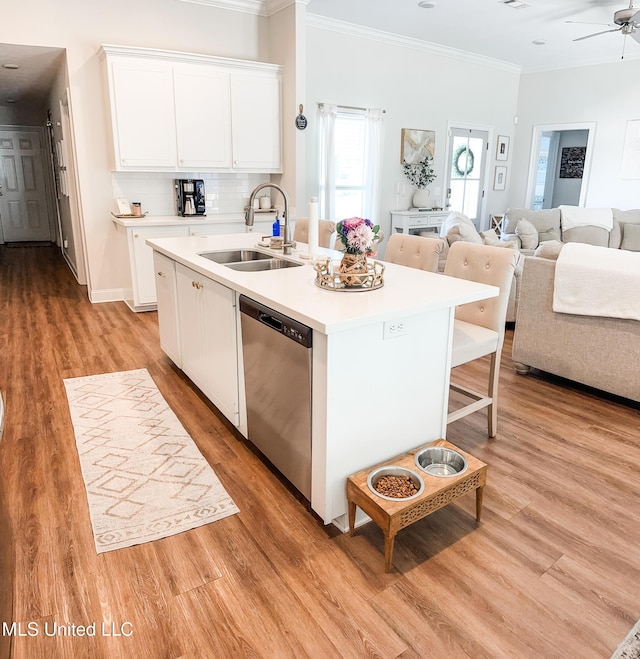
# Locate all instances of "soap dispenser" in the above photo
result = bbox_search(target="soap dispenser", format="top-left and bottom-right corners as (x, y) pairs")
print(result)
(272, 212), (281, 237)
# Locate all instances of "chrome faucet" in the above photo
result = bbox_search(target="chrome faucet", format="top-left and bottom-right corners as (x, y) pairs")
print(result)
(245, 183), (293, 255)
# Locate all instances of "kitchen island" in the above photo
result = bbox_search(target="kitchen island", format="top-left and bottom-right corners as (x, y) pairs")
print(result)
(147, 232), (498, 529)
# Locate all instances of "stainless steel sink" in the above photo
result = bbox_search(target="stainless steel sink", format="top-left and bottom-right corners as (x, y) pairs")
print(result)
(199, 249), (273, 264)
(226, 259), (303, 272)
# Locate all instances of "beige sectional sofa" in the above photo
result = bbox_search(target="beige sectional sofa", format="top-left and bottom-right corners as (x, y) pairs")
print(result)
(439, 206), (640, 322)
(511, 256), (640, 403)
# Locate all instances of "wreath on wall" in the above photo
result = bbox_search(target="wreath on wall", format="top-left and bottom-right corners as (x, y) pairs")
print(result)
(453, 144), (475, 177)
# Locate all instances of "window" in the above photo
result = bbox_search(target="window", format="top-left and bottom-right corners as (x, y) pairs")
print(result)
(318, 104), (384, 223)
(334, 110), (366, 218)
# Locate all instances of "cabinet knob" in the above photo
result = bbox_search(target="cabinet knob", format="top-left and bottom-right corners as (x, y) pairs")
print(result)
(179, 159), (184, 163)
(192, 281), (203, 289)
(134, 233), (139, 238)
(157, 271), (166, 278)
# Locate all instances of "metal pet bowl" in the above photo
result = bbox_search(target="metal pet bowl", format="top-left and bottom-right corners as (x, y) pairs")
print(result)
(367, 466), (425, 502)
(415, 446), (468, 478)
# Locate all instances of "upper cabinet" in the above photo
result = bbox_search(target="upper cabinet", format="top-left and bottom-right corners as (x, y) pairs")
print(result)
(102, 45), (282, 173)
(108, 58), (177, 168)
(173, 64), (232, 169)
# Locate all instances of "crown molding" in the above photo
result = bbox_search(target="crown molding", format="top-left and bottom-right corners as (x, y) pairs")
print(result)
(174, 0), (308, 17)
(100, 44), (282, 71)
(521, 50), (640, 75)
(306, 14), (521, 75)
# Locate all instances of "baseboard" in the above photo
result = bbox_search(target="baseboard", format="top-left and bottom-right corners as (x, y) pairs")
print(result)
(89, 288), (125, 304)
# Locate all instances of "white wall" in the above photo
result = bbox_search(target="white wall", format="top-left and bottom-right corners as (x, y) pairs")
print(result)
(305, 23), (521, 239)
(510, 59), (640, 210)
(1, 0), (269, 300)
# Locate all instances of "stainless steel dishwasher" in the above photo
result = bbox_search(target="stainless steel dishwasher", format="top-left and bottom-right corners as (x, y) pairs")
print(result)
(239, 295), (312, 499)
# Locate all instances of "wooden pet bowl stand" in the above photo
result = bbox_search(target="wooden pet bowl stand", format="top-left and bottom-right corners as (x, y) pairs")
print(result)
(347, 439), (487, 572)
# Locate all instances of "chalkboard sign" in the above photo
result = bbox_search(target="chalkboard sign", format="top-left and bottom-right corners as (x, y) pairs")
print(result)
(295, 104), (307, 131)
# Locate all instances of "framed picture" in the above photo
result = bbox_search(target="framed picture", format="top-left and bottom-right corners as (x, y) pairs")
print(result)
(496, 135), (510, 161)
(494, 166), (507, 191)
(401, 128), (435, 164)
(559, 146), (586, 179)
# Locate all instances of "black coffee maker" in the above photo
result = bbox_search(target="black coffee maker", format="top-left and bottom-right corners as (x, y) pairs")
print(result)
(176, 179), (206, 216)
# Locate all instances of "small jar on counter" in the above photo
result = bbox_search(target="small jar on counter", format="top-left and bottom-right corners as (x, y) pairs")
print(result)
(131, 202), (142, 217)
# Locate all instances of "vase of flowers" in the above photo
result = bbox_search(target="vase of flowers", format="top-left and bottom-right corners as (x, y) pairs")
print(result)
(336, 217), (380, 287)
(403, 156), (436, 209)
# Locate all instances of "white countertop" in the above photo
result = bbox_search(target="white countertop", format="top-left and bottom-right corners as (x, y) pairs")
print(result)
(147, 232), (498, 334)
(112, 211), (276, 227)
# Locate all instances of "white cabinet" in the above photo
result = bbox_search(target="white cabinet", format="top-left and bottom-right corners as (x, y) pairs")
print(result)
(390, 210), (450, 235)
(173, 64), (231, 169)
(102, 46), (282, 173)
(231, 72), (281, 170)
(116, 218), (263, 312)
(176, 263), (239, 426)
(153, 252), (181, 367)
(107, 58), (177, 169)
(128, 225), (190, 310)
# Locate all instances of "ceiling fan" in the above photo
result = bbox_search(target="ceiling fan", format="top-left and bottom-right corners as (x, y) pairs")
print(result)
(567, 1), (640, 45)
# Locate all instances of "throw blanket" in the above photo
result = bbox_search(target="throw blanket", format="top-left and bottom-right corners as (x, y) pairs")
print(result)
(553, 243), (640, 321)
(559, 205), (613, 231)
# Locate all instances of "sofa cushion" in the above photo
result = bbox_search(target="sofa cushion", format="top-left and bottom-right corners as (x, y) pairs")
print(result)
(516, 218), (539, 250)
(442, 212), (482, 245)
(503, 208), (561, 235)
(480, 229), (500, 245)
(538, 228), (561, 243)
(620, 223), (640, 251)
(534, 239), (563, 260)
(611, 209), (640, 249)
(562, 225), (609, 247)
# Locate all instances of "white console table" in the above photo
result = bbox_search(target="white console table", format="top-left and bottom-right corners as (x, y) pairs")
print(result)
(390, 210), (450, 236)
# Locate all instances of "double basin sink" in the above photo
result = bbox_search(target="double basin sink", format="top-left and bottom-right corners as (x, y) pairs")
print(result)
(199, 249), (303, 272)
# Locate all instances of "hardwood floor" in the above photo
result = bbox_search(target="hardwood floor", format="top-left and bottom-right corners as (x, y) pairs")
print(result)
(1, 244), (639, 658)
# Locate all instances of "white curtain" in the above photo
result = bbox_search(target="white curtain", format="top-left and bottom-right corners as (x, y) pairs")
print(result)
(318, 103), (337, 221)
(363, 108), (384, 225)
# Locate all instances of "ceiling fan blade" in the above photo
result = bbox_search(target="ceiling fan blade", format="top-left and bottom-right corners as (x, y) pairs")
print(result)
(573, 27), (622, 41)
(630, 9), (640, 24)
(566, 20), (613, 26)
(632, 29), (640, 43)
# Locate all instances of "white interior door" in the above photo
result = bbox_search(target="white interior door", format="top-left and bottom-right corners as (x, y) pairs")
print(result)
(0, 129), (52, 242)
(444, 127), (488, 229)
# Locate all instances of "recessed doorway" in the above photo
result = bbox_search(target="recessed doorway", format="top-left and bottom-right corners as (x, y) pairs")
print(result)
(525, 122), (596, 209)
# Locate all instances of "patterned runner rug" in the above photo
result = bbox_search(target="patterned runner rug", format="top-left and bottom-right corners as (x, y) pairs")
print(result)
(63, 368), (239, 553)
(611, 620), (640, 659)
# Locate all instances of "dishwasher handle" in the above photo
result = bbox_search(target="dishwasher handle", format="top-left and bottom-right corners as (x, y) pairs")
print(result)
(259, 312), (283, 332)
(239, 295), (312, 348)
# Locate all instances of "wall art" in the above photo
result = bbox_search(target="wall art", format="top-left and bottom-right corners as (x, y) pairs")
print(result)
(496, 135), (510, 161)
(494, 166), (507, 191)
(559, 146), (586, 179)
(401, 128), (435, 164)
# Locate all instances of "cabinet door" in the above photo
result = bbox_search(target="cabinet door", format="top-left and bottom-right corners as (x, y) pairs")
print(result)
(153, 252), (181, 367)
(176, 264), (239, 426)
(130, 226), (190, 307)
(174, 64), (232, 169)
(230, 73), (281, 171)
(109, 58), (176, 168)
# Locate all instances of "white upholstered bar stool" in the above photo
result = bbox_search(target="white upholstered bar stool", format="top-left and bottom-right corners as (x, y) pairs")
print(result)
(384, 233), (445, 272)
(292, 218), (336, 248)
(444, 241), (518, 437)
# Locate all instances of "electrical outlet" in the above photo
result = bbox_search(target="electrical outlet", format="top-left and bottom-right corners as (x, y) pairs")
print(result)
(383, 319), (408, 339)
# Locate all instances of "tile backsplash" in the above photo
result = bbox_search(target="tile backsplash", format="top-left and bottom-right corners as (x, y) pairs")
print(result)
(111, 171), (271, 216)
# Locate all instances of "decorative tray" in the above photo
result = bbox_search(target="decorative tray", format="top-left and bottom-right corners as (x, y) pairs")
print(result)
(111, 212), (149, 219)
(313, 258), (385, 292)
